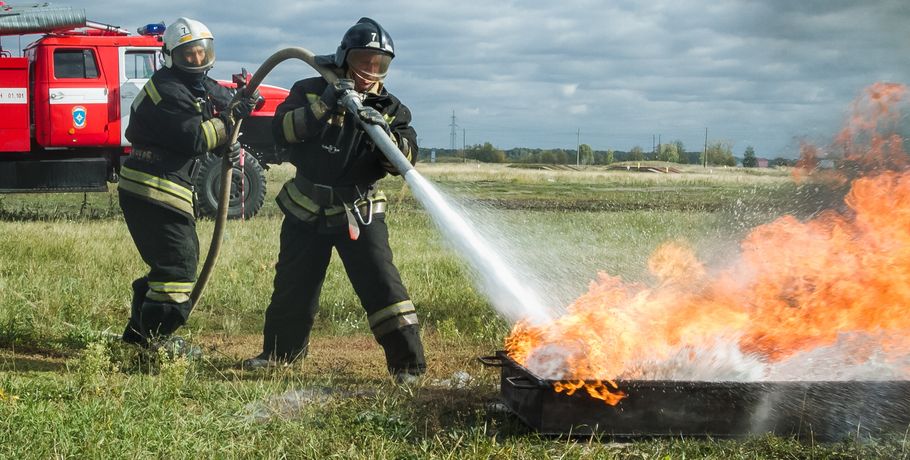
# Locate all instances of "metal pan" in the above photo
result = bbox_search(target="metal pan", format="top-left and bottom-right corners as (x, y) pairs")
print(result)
(481, 351), (910, 440)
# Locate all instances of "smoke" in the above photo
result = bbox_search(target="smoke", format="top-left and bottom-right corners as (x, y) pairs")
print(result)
(768, 332), (910, 381)
(620, 338), (767, 382)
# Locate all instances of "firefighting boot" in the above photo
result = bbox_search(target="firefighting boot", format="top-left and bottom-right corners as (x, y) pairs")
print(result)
(393, 371), (422, 385)
(239, 350), (299, 370)
(380, 325), (426, 383)
(122, 278), (149, 346)
(240, 354), (277, 370)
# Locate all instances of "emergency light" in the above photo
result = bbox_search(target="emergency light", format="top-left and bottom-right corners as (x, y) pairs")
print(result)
(138, 22), (165, 36)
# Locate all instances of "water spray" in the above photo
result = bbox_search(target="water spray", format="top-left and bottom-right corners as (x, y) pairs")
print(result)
(337, 94), (553, 324)
(190, 46), (552, 324)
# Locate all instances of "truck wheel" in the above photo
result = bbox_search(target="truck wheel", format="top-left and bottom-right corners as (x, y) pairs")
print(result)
(194, 151), (266, 219)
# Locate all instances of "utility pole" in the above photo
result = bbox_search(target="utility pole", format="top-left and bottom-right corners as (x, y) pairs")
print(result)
(449, 110), (458, 152)
(652, 134), (655, 158)
(657, 134), (661, 159)
(576, 128), (580, 166)
(703, 127), (708, 168)
(462, 128), (466, 163)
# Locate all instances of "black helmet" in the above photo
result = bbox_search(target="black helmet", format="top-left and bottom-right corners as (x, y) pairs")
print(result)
(333, 17), (395, 68)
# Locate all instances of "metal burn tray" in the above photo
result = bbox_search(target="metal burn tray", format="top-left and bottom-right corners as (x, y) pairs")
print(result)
(480, 351), (910, 440)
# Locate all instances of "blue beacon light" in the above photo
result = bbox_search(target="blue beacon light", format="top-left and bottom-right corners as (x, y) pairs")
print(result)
(138, 22), (166, 36)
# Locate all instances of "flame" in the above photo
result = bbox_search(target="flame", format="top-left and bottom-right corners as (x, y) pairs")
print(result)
(506, 83), (910, 404)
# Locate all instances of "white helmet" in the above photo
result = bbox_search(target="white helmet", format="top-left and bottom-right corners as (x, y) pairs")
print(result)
(162, 17), (215, 73)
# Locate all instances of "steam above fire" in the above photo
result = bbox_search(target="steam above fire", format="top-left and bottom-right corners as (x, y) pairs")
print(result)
(507, 83), (910, 404)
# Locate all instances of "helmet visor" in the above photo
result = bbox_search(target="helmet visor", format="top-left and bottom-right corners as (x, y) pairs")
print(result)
(173, 38), (215, 73)
(346, 48), (392, 81)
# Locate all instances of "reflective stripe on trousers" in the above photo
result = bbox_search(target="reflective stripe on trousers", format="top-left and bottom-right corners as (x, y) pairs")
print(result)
(368, 300), (419, 338)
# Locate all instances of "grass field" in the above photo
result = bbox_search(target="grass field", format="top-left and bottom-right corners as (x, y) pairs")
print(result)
(1, 162), (903, 459)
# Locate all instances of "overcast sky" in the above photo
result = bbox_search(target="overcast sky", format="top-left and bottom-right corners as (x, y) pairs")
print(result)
(10, 1), (910, 157)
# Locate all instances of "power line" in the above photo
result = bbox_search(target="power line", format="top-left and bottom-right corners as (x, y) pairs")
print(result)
(703, 127), (708, 168)
(462, 128), (467, 162)
(449, 110), (459, 150)
(576, 128), (580, 166)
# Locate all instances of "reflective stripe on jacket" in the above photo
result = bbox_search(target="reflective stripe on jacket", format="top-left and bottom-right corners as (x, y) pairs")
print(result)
(119, 166), (195, 217)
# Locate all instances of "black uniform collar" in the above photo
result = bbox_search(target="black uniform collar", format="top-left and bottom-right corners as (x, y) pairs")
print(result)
(173, 67), (208, 94)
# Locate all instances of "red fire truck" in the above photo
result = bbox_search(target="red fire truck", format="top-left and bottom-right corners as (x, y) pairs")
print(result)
(0, 6), (289, 218)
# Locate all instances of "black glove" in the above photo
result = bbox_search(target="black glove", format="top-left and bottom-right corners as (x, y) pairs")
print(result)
(317, 79), (353, 111)
(379, 155), (399, 176)
(232, 88), (261, 120)
(221, 141), (243, 166)
(357, 106), (390, 135)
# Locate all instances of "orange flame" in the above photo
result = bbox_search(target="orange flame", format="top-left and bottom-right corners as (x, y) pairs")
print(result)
(506, 83), (910, 404)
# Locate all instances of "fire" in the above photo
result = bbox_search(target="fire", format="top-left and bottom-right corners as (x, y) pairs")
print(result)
(507, 83), (910, 404)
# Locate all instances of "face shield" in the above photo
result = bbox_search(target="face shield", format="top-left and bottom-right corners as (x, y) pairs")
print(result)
(172, 38), (215, 73)
(346, 48), (392, 84)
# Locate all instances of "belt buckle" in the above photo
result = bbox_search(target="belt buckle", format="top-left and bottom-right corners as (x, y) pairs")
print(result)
(312, 183), (334, 206)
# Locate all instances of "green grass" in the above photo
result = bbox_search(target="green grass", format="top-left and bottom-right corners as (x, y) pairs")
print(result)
(2, 342), (907, 459)
(0, 162), (900, 459)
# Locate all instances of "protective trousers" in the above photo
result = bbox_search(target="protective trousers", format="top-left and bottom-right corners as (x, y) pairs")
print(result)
(260, 216), (426, 375)
(119, 193), (199, 345)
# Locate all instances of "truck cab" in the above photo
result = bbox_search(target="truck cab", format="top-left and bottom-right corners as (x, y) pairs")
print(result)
(0, 14), (288, 218)
(25, 32), (160, 149)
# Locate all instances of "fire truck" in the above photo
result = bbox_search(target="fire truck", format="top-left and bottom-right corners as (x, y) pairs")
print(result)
(0, 5), (289, 218)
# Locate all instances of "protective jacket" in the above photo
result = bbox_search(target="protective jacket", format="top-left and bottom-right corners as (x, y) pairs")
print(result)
(272, 76), (418, 231)
(120, 66), (232, 217)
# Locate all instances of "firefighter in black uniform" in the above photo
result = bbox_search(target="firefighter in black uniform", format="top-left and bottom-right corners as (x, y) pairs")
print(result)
(242, 18), (426, 382)
(119, 17), (258, 353)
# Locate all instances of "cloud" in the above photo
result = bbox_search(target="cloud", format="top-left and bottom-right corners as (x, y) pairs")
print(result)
(40, 0), (910, 156)
(568, 104), (588, 115)
(561, 84), (579, 97)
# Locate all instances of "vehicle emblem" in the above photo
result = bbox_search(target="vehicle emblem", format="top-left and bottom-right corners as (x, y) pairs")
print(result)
(72, 106), (87, 129)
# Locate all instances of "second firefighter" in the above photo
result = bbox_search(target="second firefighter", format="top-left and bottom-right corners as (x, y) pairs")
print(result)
(120, 17), (258, 353)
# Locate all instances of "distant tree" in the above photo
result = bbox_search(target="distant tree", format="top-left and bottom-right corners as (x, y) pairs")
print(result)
(673, 140), (685, 156)
(464, 144), (478, 161)
(465, 142), (506, 163)
(742, 146), (757, 167)
(540, 150), (557, 164)
(578, 144), (594, 165)
(772, 157), (794, 167)
(700, 141), (735, 166)
(673, 140), (688, 164)
(554, 150), (569, 164)
(483, 143), (506, 163)
(629, 146), (645, 161)
(606, 149), (615, 164)
(658, 143), (680, 163)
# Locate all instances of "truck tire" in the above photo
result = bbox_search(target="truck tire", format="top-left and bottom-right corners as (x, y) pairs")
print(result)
(194, 151), (266, 219)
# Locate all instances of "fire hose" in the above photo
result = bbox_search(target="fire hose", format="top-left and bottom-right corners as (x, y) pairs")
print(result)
(189, 47), (414, 308)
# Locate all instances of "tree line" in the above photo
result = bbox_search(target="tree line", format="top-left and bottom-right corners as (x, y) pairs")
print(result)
(419, 142), (796, 167)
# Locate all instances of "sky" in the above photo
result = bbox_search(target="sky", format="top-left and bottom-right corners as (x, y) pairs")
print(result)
(5, 0), (909, 157)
